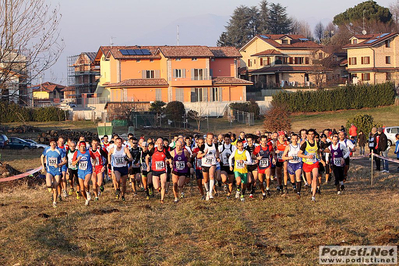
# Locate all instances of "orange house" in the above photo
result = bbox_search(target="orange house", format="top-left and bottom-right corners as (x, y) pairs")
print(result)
(94, 45), (252, 104)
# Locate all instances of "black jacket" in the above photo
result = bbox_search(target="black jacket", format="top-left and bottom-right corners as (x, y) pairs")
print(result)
(374, 132), (388, 152)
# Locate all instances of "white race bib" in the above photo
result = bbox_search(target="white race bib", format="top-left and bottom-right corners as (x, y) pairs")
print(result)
(155, 161), (165, 170)
(259, 158), (269, 168)
(48, 157), (57, 167)
(176, 161), (185, 170)
(334, 158), (343, 167)
(236, 161), (244, 169)
(79, 161), (88, 171)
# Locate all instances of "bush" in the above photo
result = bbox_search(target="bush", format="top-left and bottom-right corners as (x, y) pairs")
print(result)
(33, 107), (67, 122)
(165, 101), (185, 123)
(263, 102), (291, 132)
(149, 101), (166, 114)
(0, 101), (66, 123)
(229, 100), (261, 119)
(346, 114), (381, 136)
(272, 83), (396, 112)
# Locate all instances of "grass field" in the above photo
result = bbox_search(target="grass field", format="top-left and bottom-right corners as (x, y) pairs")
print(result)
(0, 162), (398, 265)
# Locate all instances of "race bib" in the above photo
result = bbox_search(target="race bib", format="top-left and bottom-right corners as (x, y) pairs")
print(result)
(259, 158), (269, 168)
(93, 157), (99, 166)
(334, 158), (343, 167)
(277, 152), (283, 160)
(291, 156), (300, 162)
(308, 153), (317, 163)
(223, 153), (231, 164)
(48, 157), (57, 167)
(115, 156), (125, 165)
(155, 161), (165, 170)
(79, 161), (88, 171)
(236, 161), (244, 169)
(205, 155), (214, 165)
(176, 161), (185, 170)
(141, 162), (147, 171)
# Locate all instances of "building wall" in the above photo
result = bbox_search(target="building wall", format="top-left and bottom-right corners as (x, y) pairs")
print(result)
(33, 91), (49, 99)
(99, 54), (111, 85)
(120, 59), (161, 80)
(240, 38), (275, 70)
(210, 58), (236, 77)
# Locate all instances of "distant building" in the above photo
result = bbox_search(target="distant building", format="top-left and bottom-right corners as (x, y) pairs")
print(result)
(31, 82), (65, 107)
(67, 52), (100, 103)
(344, 33), (398, 84)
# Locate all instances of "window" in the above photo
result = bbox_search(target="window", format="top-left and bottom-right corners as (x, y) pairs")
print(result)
(352, 39), (357, 44)
(136, 59), (141, 63)
(254, 59), (256, 64)
(305, 57), (309, 64)
(173, 69), (186, 78)
(192, 68), (208, 80)
(362, 73), (370, 81)
(176, 58), (181, 61)
(210, 87), (222, 102)
(150, 59), (154, 62)
(294, 57), (304, 64)
(288, 57), (293, 64)
(192, 58), (197, 61)
(318, 52), (323, 59)
(349, 57), (357, 65)
(361, 56), (370, 64)
(385, 40), (390, 48)
(247, 59), (252, 67)
(176, 88), (184, 102)
(155, 89), (162, 101)
(142, 70), (159, 79)
(191, 88), (208, 102)
(282, 39), (289, 44)
(386, 56), (391, 64)
(260, 58), (263, 66)
(386, 72), (391, 81)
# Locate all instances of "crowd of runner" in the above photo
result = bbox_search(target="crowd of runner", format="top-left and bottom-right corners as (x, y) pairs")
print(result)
(41, 129), (357, 208)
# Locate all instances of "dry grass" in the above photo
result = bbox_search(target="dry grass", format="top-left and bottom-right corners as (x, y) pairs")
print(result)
(0, 161), (398, 265)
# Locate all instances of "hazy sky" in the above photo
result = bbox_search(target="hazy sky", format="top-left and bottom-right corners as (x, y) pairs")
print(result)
(44, 0), (396, 84)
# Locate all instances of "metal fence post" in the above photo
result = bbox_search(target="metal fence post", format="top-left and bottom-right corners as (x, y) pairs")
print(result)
(370, 150), (374, 186)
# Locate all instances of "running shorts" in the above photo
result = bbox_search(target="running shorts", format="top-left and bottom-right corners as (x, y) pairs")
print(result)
(247, 164), (258, 172)
(47, 169), (61, 177)
(276, 161), (284, 168)
(114, 166), (129, 176)
(221, 166), (234, 175)
(195, 169), (203, 180)
(345, 157), (350, 166)
(302, 162), (319, 173)
(129, 167), (141, 175)
(94, 165), (103, 175)
(234, 172), (248, 184)
(68, 169), (78, 183)
(287, 162), (302, 175)
(78, 170), (92, 180)
(152, 170), (166, 177)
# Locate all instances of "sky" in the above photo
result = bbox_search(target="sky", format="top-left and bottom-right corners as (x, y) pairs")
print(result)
(42, 0), (396, 84)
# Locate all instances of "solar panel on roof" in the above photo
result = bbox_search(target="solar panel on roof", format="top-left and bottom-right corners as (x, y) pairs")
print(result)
(135, 49), (143, 55)
(365, 39), (377, 44)
(119, 49), (129, 55)
(142, 49), (151, 55)
(127, 50), (137, 55)
(377, 33), (389, 38)
(299, 38), (309, 41)
(260, 35), (269, 39)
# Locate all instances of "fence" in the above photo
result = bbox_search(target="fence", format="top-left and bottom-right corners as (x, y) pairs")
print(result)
(226, 107), (255, 126)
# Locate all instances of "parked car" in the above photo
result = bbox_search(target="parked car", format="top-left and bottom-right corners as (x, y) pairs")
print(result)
(0, 134), (9, 149)
(384, 126), (399, 146)
(5, 137), (36, 150)
(25, 139), (49, 149)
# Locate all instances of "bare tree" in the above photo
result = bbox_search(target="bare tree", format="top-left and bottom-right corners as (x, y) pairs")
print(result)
(0, 0), (64, 105)
(291, 18), (313, 39)
(390, 0), (399, 31)
(314, 22), (324, 43)
(188, 109), (207, 131)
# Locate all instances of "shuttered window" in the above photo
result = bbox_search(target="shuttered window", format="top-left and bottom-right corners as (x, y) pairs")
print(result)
(155, 89), (162, 101)
(176, 88), (184, 102)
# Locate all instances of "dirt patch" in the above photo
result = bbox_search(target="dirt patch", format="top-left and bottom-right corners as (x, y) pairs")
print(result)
(38, 213), (50, 219)
(0, 163), (21, 178)
(91, 208), (120, 215)
(289, 233), (317, 240)
(375, 233), (399, 244)
(271, 213), (286, 219)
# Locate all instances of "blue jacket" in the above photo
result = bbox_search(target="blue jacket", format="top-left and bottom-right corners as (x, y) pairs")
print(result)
(395, 140), (399, 158)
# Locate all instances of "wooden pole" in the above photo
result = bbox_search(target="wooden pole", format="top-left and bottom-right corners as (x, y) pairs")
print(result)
(371, 150), (374, 186)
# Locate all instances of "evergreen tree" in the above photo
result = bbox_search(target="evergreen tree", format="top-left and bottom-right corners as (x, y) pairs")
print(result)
(268, 3), (292, 34)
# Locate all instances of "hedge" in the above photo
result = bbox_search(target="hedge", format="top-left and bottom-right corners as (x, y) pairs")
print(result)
(271, 83), (396, 112)
(229, 101), (261, 119)
(0, 101), (67, 123)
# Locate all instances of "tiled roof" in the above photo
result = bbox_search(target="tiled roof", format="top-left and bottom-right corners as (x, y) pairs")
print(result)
(344, 33), (398, 48)
(242, 34), (322, 50)
(106, 78), (169, 87)
(61, 86), (75, 92)
(252, 49), (285, 56)
(31, 82), (66, 92)
(158, 46), (214, 58)
(347, 67), (398, 72)
(212, 77), (253, 85)
(83, 52), (97, 63)
(95, 46), (161, 60)
(209, 47), (241, 58)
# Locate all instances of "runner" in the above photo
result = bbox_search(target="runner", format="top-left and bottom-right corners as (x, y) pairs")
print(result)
(170, 140), (192, 203)
(338, 131), (356, 181)
(269, 132), (278, 181)
(41, 138), (67, 208)
(326, 135), (350, 194)
(72, 141), (96, 206)
(128, 137), (142, 195)
(197, 133), (219, 200)
(140, 142), (152, 199)
(245, 135), (258, 198)
(282, 134), (302, 198)
(57, 137), (68, 199)
(218, 134), (235, 199)
(275, 132), (289, 194)
(253, 135), (275, 199)
(297, 129), (325, 202)
(146, 138), (172, 204)
(229, 140), (252, 202)
(90, 139), (107, 201)
(108, 137), (133, 201)
(192, 137), (206, 200)
(318, 134), (331, 186)
(66, 141), (80, 198)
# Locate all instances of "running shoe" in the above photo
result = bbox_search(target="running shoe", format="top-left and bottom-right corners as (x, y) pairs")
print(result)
(160, 199), (164, 204)
(206, 193), (210, 201)
(58, 195), (62, 201)
(249, 194), (254, 199)
(311, 196), (316, 202)
(62, 190), (68, 198)
(341, 185), (345, 191)
(223, 184), (227, 193)
(180, 192), (185, 199)
(146, 195), (150, 200)
(68, 188), (74, 196)
(115, 189), (120, 199)
(262, 193), (266, 200)
(76, 191), (80, 199)
(209, 194), (214, 200)
(53, 202), (57, 208)
(235, 190), (240, 199)
(226, 194), (231, 200)
(316, 187), (321, 194)
(337, 191), (341, 195)
(95, 197), (99, 201)
(240, 195), (245, 202)
(174, 198), (179, 204)
(47, 188), (52, 193)
(266, 189), (271, 197)
(86, 191), (91, 201)
(201, 195), (205, 200)
(85, 199), (89, 206)
(100, 186), (104, 192)
(296, 192), (301, 199)
(122, 196), (125, 201)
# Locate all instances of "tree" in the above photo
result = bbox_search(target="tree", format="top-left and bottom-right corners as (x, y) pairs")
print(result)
(263, 102), (291, 132)
(149, 101), (166, 114)
(346, 114), (381, 137)
(333, 1), (393, 34)
(291, 18), (313, 39)
(268, 3), (292, 34)
(0, 0), (64, 105)
(165, 101), (185, 125)
(314, 22), (324, 43)
(257, 0), (269, 34)
(187, 109), (206, 131)
(390, 0), (399, 31)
